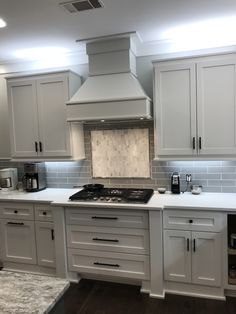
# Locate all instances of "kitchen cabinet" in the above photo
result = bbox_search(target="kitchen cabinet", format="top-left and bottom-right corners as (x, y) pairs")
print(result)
(35, 222), (55, 268)
(0, 219), (36, 264)
(7, 70), (85, 159)
(163, 210), (223, 287)
(0, 76), (11, 159)
(65, 207), (150, 280)
(35, 205), (55, 268)
(153, 54), (236, 158)
(0, 202), (56, 271)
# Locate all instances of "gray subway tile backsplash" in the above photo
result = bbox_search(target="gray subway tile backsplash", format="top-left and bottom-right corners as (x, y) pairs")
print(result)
(2, 122), (236, 193)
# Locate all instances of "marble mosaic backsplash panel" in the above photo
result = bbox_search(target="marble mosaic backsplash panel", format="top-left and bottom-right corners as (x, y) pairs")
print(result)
(91, 128), (150, 178)
(2, 122), (236, 192)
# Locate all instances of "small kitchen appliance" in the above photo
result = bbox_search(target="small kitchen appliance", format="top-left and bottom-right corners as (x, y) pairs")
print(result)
(23, 162), (46, 192)
(0, 168), (18, 191)
(171, 172), (180, 194)
(69, 184), (154, 203)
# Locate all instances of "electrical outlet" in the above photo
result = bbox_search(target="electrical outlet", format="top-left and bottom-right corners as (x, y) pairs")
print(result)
(186, 174), (192, 182)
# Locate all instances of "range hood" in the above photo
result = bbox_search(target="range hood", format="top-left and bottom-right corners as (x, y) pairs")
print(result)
(66, 36), (152, 122)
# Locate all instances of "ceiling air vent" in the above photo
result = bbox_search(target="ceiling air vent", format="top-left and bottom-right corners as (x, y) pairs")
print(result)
(60, 0), (103, 13)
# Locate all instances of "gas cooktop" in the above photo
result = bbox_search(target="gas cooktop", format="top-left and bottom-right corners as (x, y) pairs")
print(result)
(69, 187), (154, 204)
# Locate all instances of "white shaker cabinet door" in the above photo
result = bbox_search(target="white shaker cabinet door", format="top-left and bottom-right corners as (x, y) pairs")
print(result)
(197, 59), (236, 155)
(164, 229), (191, 283)
(0, 77), (10, 159)
(8, 79), (39, 157)
(0, 219), (37, 264)
(36, 75), (72, 157)
(191, 231), (221, 287)
(35, 222), (55, 268)
(154, 62), (197, 156)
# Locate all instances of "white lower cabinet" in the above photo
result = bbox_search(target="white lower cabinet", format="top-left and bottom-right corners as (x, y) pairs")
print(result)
(164, 230), (221, 286)
(163, 210), (223, 288)
(35, 222), (55, 268)
(164, 230), (191, 283)
(0, 219), (36, 264)
(65, 208), (150, 280)
(0, 203), (55, 272)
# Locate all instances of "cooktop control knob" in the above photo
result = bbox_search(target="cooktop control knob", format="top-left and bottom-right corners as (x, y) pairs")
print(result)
(106, 197), (110, 201)
(112, 197), (116, 201)
(117, 198), (122, 202)
(93, 197), (98, 200)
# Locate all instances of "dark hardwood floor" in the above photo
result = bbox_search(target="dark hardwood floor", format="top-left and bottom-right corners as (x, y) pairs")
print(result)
(52, 279), (236, 314)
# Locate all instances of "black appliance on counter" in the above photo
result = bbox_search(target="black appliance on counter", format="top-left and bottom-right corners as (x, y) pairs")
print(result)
(69, 184), (154, 204)
(23, 162), (47, 192)
(171, 172), (180, 194)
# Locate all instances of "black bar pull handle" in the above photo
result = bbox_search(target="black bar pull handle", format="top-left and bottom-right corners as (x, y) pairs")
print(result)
(193, 239), (196, 252)
(199, 137), (202, 150)
(35, 142), (38, 152)
(7, 222), (24, 226)
(92, 237), (119, 243)
(39, 141), (43, 152)
(187, 238), (190, 251)
(91, 216), (118, 220)
(51, 229), (55, 240)
(193, 137), (196, 150)
(93, 262), (120, 268)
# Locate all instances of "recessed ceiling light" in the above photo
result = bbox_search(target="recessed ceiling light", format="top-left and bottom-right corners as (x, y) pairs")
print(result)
(0, 18), (7, 28)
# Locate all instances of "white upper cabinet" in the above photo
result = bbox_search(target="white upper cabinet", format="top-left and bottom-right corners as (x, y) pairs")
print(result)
(197, 59), (236, 155)
(7, 71), (85, 160)
(0, 77), (11, 159)
(153, 54), (236, 158)
(154, 62), (197, 156)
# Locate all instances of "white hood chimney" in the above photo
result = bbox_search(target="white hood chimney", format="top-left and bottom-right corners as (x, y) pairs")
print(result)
(66, 36), (152, 122)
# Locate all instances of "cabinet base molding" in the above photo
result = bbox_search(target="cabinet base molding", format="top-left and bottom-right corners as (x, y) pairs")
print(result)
(2, 261), (56, 276)
(224, 289), (236, 297)
(165, 281), (225, 300)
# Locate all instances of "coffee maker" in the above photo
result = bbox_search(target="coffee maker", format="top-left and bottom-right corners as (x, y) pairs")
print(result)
(23, 162), (46, 192)
(171, 172), (180, 194)
(0, 168), (18, 191)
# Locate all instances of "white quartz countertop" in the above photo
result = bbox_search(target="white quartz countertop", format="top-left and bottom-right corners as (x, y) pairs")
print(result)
(1, 188), (236, 211)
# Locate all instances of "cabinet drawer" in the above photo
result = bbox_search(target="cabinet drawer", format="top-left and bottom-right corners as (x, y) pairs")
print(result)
(35, 204), (53, 222)
(65, 208), (148, 229)
(66, 225), (149, 255)
(163, 210), (224, 232)
(0, 203), (34, 220)
(68, 248), (150, 280)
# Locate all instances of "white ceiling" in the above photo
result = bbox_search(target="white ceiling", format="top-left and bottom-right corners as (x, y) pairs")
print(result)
(1, 0), (236, 64)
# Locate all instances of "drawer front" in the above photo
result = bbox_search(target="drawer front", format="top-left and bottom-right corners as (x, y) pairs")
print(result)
(0, 203), (34, 220)
(163, 210), (224, 232)
(66, 225), (149, 255)
(68, 248), (150, 280)
(35, 204), (53, 222)
(65, 208), (148, 229)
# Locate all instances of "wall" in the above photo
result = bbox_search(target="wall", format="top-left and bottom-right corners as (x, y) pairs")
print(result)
(1, 53), (236, 193)
(1, 120), (236, 193)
